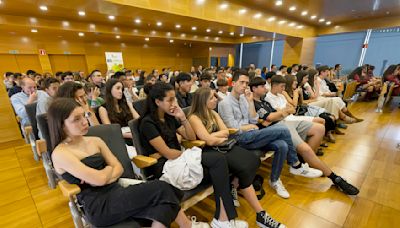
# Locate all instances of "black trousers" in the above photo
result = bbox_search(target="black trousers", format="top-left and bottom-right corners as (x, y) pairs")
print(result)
(78, 180), (182, 227)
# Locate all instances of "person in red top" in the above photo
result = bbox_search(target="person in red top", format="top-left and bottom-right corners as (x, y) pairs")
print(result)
(348, 66), (380, 100)
(383, 64), (400, 96)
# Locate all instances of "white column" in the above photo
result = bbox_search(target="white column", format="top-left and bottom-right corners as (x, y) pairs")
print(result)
(358, 29), (372, 66)
(269, 32), (276, 70)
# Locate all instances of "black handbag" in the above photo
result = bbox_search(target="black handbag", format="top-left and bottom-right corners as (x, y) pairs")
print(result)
(213, 138), (237, 153)
(295, 105), (308, 116)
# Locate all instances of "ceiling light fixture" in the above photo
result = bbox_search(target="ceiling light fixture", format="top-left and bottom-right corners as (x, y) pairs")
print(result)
(268, 16), (276, 22)
(301, 11), (308, 16)
(78, 11), (85, 16)
(169, 39), (174, 43)
(166, 32), (171, 36)
(31, 29), (38, 33)
(108, 15), (115, 20)
(288, 22), (296, 27)
(289, 6), (296, 11)
(230, 32), (234, 36)
(78, 32), (84, 37)
(214, 37), (220, 41)
(296, 25), (304, 29)
(275, 1), (283, 6)
(219, 3), (228, 9)
(218, 30), (223, 34)
(39, 5), (48, 11)
(318, 18), (325, 22)
(145, 37), (150, 41)
(192, 26), (197, 31)
(310, 15), (317, 20)
(175, 24), (181, 29)
(135, 19), (141, 24)
(278, 20), (286, 24)
(326, 21), (332, 25)
(239, 9), (247, 14)
(196, 0), (206, 5)
(206, 28), (211, 32)
(116, 35), (120, 39)
(253, 13), (262, 19)
(156, 21), (162, 26)
(239, 33), (244, 37)
(62, 21), (70, 27)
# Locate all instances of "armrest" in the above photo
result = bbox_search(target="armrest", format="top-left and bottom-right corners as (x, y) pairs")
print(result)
(16, 116), (21, 123)
(149, 153), (162, 160)
(228, 128), (239, 135)
(24, 126), (32, 140)
(58, 180), (81, 198)
(181, 140), (206, 148)
(36, 139), (47, 157)
(132, 155), (157, 168)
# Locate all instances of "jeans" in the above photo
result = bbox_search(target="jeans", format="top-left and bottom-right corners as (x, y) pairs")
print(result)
(233, 124), (299, 182)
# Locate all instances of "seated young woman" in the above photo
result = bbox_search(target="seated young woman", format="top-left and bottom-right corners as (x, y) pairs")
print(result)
(283, 74), (336, 142)
(139, 82), (248, 228)
(48, 98), (182, 228)
(297, 70), (361, 124)
(56, 81), (100, 126)
(348, 66), (380, 100)
(188, 87), (285, 228)
(99, 79), (140, 143)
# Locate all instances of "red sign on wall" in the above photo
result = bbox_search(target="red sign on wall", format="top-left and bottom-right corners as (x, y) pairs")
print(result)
(39, 49), (47, 55)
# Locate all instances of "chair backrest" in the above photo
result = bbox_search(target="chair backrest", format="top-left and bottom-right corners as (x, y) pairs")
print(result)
(25, 102), (39, 140)
(384, 82), (396, 105)
(128, 119), (152, 179)
(342, 81), (358, 100)
(36, 113), (52, 155)
(133, 99), (147, 117)
(86, 124), (136, 179)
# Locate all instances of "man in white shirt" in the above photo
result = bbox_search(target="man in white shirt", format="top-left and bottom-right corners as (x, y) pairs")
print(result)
(276, 65), (287, 76)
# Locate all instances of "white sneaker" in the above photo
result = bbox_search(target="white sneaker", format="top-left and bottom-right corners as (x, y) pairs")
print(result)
(290, 163), (323, 178)
(269, 179), (290, 199)
(191, 216), (211, 228)
(211, 218), (248, 228)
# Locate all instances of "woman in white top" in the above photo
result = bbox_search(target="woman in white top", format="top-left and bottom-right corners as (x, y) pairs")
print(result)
(216, 79), (230, 99)
(299, 69), (360, 123)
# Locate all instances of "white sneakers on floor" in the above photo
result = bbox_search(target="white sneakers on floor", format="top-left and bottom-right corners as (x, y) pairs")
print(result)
(211, 218), (248, 228)
(191, 216), (211, 228)
(269, 179), (290, 199)
(289, 163), (323, 178)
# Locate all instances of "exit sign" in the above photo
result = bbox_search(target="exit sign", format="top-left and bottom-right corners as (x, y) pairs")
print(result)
(9, 50), (19, 54)
(39, 49), (47, 55)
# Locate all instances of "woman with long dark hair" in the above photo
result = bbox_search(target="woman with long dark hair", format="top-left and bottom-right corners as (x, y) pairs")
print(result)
(99, 79), (140, 141)
(139, 82), (248, 228)
(188, 87), (286, 228)
(348, 66), (380, 100)
(48, 98), (182, 228)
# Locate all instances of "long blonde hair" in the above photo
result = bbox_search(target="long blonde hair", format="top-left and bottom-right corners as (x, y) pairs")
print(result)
(188, 87), (219, 133)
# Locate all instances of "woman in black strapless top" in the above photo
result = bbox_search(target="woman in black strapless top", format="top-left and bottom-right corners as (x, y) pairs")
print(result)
(47, 98), (182, 228)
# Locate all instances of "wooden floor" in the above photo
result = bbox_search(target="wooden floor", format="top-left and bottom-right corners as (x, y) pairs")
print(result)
(1, 100), (400, 228)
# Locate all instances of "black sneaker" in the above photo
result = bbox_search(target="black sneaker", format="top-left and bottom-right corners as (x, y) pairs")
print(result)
(231, 184), (240, 207)
(333, 176), (359, 195)
(256, 211), (285, 228)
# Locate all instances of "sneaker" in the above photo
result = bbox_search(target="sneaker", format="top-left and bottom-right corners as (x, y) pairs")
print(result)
(269, 179), (290, 199)
(191, 216), (211, 228)
(256, 211), (286, 228)
(211, 218), (248, 228)
(231, 184), (240, 207)
(290, 163), (323, 178)
(333, 176), (359, 195)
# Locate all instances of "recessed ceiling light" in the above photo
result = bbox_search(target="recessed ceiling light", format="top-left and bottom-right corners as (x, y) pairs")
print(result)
(62, 21), (70, 27)
(239, 33), (244, 37)
(192, 26), (197, 31)
(239, 9), (247, 14)
(310, 15), (317, 20)
(145, 37), (150, 41)
(218, 30), (223, 34)
(133, 29), (138, 33)
(78, 11), (85, 16)
(156, 21), (162, 26)
(116, 35), (120, 39)
(169, 39), (174, 43)
(193, 35), (198, 38)
(39, 5), (48, 11)
(219, 3), (228, 9)
(31, 29), (38, 33)
(113, 27), (119, 31)
(318, 18), (325, 22)
(205, 36), (209, 39)
(89, 24), (96, 30)
(289, 6), (296, 11)
(252, 36), (257, 39)
(326, 21), (332, 25)
(278, 20), (286, 24)
(206, 28), (211, 32)
(275, 1), (283, 6)
(253, 13), (262, 19)
(30, 17), (37, 23)
(296, 25), (304, 29)
(196, 0), (206, 5)
(166, 32), (171, 36)
(230, 32), (234, 36)
(214, 37), (220, 41)
(78, 32), (84, 37)
(301, 11), (308, 16)
(268, 16), (276, 22)
(108, 15), (115, 20)
(135, 19), (141, 24)
(175, 24), (181, 29)
(209, 47), (212, 51)
(288, 22), (296, 27)
(181, 33), (186, 37)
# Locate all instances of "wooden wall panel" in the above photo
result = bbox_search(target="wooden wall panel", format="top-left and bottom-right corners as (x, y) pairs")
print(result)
(299, 37), (317, 66)
(282, 37), (304, 66)
(49, 55), (69, 73)
(15, 55), (42, 74)
(66, 55), (88, 73)
(0, 55), (19, 78)
(0, 85), (22, 144)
